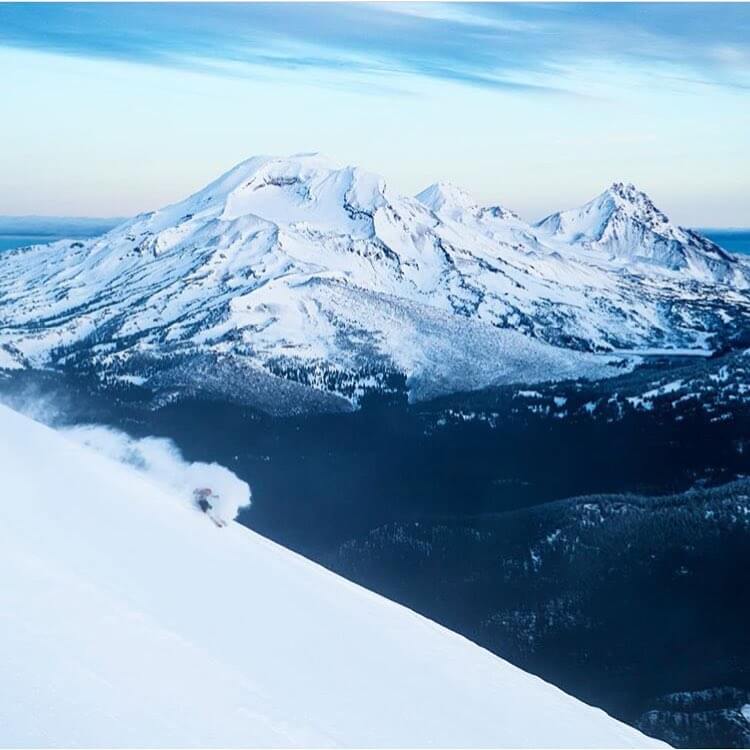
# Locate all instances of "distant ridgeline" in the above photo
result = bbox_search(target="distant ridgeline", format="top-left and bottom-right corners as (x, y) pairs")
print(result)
(699, 229), (750, 255)
(0, 215), (124, 251)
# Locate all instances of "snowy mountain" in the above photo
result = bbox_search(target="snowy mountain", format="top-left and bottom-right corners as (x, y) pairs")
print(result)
(535, 182), (742, 283)
(416, 181), (520, 224)
(0, 402), (664, 747)
(1, 154), (748, 409)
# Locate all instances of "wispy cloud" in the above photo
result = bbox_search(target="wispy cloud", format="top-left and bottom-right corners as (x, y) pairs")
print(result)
(1, 3), (747, 97)
(1, 3), (747, 225)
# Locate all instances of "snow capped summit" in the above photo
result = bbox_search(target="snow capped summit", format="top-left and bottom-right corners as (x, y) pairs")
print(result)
(536, 182), (678, 244)
(144, 153), (391, 238)
(605, 181), (669, 221)
(417, 181), (480, 213)
(1, 154), (748, 409)
(0, 403), (665, 747)
(416, 181), (519, 223)
(535, 182), (740, 282)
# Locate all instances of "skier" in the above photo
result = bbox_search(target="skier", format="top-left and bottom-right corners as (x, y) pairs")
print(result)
(193, 487), (226, 527)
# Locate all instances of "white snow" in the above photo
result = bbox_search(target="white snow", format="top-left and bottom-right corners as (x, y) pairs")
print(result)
(642, 380), (685, 399)
(612, 348), (715, 357)
(0, 346), (22, 370)
(61, 424), (251, 525)
(112, 374), (147, 386)
(1, 154), (747, 404)
(535, 182), (745, 286)
(626, 395), (655, 411)
(0, 403), (665, 748)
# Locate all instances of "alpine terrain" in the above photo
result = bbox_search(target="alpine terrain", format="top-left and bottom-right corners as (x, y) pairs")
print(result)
(1, 154), (748, 411)
(0, 402), (664, 748)
(2, 153), (749, 750)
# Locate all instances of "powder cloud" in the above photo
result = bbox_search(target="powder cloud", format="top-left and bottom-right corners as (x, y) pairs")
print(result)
(62, 424), (251, 525)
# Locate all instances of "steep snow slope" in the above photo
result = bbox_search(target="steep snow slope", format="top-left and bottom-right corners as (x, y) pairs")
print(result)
(0, 403), (664, 748)
(1, 155), (748, 408)
(535, 182), (742, 284)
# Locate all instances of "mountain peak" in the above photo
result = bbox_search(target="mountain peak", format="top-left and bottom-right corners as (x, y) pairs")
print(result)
(416, 181), (519, 223)
(535, 182), (738, 279)
(416, 181), (479, 212)
(607, 181), (641, 197)
(600, 182), (667, 224)
(151, 153), (390, 231)
(534, 181), (672, 240)
(197, 153), (353, 199)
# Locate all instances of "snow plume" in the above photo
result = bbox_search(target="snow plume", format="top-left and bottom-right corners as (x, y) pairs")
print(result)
(0, 386), (69, 427)
(61, 425), (251, 524)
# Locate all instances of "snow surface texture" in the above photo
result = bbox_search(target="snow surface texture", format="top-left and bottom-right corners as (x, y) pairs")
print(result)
(1, 154), (748, 406)
(0, 403), (664, 748)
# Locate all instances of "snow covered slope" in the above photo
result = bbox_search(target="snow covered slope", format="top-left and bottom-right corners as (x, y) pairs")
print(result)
(0, 403), (664, 747)
(1, 154), (748, 408)
(535, 182), (742, 283)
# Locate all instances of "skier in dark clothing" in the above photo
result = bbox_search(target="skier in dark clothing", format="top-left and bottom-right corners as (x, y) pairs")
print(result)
(193, 487), (226, 527)
(195, 488), (213, 514)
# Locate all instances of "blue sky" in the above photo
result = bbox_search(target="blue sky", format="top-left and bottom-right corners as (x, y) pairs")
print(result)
(1, 2), (748, 225)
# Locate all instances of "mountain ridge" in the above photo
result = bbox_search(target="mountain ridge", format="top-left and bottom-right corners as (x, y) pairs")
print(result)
(1, 153), (748, 410)
(535, 181), (740, 281)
